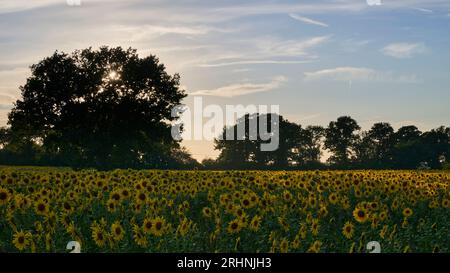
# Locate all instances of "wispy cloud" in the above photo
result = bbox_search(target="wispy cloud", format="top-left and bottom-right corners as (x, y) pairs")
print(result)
(381, 43), (427, 59)
(0, 0), (61, 14)
(340, 39), (371, 53)
(232, 68), (252, 73)
(257, 36), (330, 57)
(193, 35), (328, 68)
(197, 60), (312, 68)
(411, 7), (433, 13)
(304, 67), (420, 83)
(190, 76), (287, 98)
(114, 24), (234, 42)
(288, 13), (328, 27)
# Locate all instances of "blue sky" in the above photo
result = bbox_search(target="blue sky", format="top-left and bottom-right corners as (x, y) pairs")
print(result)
(1, 0), (450, 161)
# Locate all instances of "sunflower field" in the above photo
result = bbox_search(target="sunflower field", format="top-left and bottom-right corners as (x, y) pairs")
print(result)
(0, 167), (449, 253)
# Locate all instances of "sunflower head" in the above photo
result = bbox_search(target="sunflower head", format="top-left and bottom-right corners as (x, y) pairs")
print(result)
(202, 207), (212, 218)
(353, 207), (369, 223)
(12, 230), (31, 251)
(342, 221), (354, 239)
(402, 208), (413, 218)
(227, 219), (243, 234)
(0, 187), (11, 206)
(111, 222), (124, 242)
(34, 200), (49, 216)
(249, 215), (262, 232)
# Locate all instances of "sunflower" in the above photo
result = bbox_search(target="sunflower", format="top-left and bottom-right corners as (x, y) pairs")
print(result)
(249, 194), (259, 206)
(278, 217), (290, 232)
(34, 200), (49, 216)
(291, 235), (300, 249)
(310, 219), (320, 236)
(12, 230), (31, 251)
(282, 190), (292, 202)
(132, 224), (148, 247)
(233, 207), (246, 219)
(307, 240), (322, 253)
(0, 187), (11, 206)
(369, 202), (379, 211)
(241, 197), (252, 209)
(202, 207), (212, 218)
(111, 221), (124, 242)
(298, 223), (308, 239)
(442, 199), (449, 209)
(353, 207), (369, 223)
(279, 238), (289, 253)
(227, 218), (243, 234)
(308, 196), (317, 208)
(133, 203), (142, 214)
(91, 227), (107, 247)
(176, 217), (192, 237)
(379, 211), (388, 221)
(106, 199), (117, 213)
(135, 190), (147, 204)
(341, 197), (351, 210)
(328, 193), (339, 205)
(151, 216), (167, 237)
(62, 201), (74, 214)
(249, 215), (262, 232)
(342, 221), (354, 239)
(142, 218), (153, 234)
(402, 208), (413, 218)
(120, 188), (130, 199)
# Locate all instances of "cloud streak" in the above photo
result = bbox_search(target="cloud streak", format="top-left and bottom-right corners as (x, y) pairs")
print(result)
(381, 43), (427, 59)
(197, 60), (312, 68)
(411, 7), (433, 13)
(304, 67), (420, 83)
(191, 35), (328, 68)
(289, 13), (328, 27)
(190, 76), (287, 98)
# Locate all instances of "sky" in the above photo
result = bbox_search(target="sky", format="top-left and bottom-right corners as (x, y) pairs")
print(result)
(1, 0), (450, 161)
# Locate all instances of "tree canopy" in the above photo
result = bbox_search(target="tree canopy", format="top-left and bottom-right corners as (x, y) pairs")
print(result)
(207, 115), (449, 170)
(0, 46), (196, 169)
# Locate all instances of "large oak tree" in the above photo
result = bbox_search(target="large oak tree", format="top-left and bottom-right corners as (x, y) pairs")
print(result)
(5, 46), (191, 169)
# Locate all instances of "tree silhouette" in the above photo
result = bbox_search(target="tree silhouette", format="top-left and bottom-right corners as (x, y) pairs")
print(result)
(4, 46), (188, 169)
(324, 116), (360, 166)
(391, 126), (422, 168)
(215, 113), (303, 169)
(355, 123), (395, 168)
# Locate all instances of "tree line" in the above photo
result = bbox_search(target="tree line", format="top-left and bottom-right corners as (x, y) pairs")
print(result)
(0, 46), (448, 170)
(203, 114), (450, 170)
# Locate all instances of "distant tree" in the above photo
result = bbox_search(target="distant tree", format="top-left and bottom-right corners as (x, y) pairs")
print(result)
(295, 125), (324, 166)
(395, 126), (422, 143)
(4, 46), (189, 169)
(392, 126), (422, 168)
(215, 113), (301, 169)
(214, 114), (256, 168)
(324, 116), (361, 166)
(354, 130), (375, 167)
(368, 123), (395, 162)
(419, 126), (450, 169)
